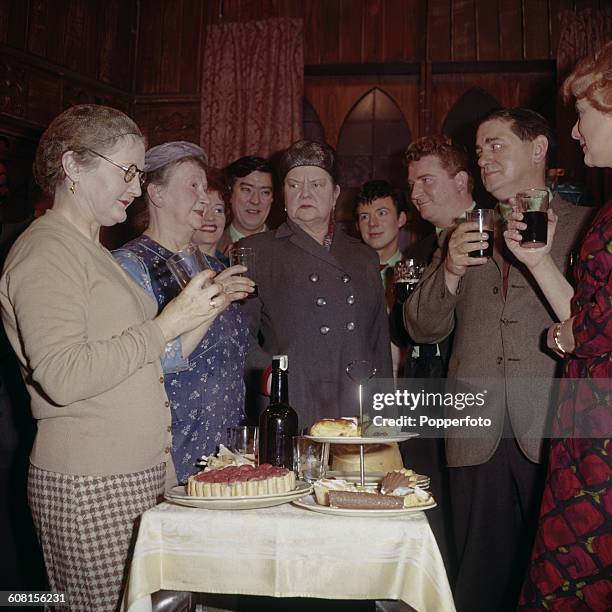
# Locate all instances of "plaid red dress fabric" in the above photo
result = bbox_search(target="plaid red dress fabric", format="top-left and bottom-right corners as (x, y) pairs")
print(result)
(28, 463), (165, 611)
(519, 201), (612, 611)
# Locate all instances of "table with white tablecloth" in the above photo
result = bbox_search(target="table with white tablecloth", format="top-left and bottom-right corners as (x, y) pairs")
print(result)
(126, 500), (455, 612)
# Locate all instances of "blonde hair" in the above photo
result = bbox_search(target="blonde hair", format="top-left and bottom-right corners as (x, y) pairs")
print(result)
(33, 104), (143, 195)
(562, 41), (612, 115)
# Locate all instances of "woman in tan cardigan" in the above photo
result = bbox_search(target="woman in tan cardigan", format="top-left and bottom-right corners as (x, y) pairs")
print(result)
(0, 105), (250, 611)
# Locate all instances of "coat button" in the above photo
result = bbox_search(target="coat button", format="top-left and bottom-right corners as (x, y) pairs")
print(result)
(346, 295), (355, 305)
(309, 273), (319, 282)
(342, 274), (351, 283)
(164, 400), (170, 407)
(316, 297), (327, 307)
(493, 287), (499, 294)
(496, 357), (503, 365)
(167, 425), (172, 433)
(346, 321), (356, 331)
(320, 325), (330, 335)
(159, 376), (164, 384)
(164, 447), (171, 454)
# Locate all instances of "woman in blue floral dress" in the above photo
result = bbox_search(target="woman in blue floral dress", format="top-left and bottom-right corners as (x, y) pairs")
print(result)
(114, 142), (253, 482)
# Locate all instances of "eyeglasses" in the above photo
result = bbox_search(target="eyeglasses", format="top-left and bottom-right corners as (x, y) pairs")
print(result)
(87, 149), (146, 186)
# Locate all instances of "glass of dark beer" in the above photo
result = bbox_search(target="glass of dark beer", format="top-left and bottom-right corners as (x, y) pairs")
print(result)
(465, 209), (496, 258)
(393, 258), (425, 303)
(516, 189), (549, 249)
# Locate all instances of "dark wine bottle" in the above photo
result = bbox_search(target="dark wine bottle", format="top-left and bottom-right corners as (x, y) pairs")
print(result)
(258, 355), (298, 469)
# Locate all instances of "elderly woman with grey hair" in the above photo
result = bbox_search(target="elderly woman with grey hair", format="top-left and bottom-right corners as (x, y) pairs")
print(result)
(240, 139), (392, 427)
(114, 142), (253, 483)
(0, 108), (232, 611)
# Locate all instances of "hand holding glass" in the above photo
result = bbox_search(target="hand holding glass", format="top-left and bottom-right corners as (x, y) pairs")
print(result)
(229, 247), (257, 297)
(464, 209), (495, 258)
(516, 189), (549, 248)
(166, 244), (210, 288)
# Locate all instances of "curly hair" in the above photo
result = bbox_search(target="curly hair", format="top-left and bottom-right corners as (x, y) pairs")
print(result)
(353, 180), (407, 220)
(404, 135), (474, 193)
(33, 105), (143, 196)
(562, 41), (612, 115)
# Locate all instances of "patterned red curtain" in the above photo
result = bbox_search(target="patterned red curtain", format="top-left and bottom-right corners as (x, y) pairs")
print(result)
(200, 18), (304, 168)
(556, 8), (612, 206)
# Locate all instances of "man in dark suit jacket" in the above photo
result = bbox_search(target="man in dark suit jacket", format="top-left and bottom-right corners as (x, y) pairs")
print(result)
(404, 109), (592, 612)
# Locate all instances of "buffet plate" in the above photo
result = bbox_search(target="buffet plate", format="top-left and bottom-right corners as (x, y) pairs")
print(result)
(326, 470), (430, 488)
(165, 481), (312, 510)
(293, 494), (436, 517)
(304, 433), (418, 445)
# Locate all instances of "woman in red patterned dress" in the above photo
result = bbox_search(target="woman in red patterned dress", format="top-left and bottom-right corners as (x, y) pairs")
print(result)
(503, 42), (612, 611)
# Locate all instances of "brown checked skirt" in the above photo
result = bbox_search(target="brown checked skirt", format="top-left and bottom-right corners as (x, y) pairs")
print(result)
(28, 462), (166, 612)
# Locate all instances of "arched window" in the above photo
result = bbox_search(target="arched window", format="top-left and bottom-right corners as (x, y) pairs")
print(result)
(442, 88), (500, 208)
(337, 88), (411, 187)
(335, 88), (411, 223)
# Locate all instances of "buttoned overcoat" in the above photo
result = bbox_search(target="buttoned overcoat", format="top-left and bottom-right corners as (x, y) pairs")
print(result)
(240, 219), (393, 426)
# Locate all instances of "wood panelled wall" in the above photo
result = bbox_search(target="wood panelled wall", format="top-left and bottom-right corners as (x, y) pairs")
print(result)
(0, 0), (608, 221)
(0, 0), (137, 220)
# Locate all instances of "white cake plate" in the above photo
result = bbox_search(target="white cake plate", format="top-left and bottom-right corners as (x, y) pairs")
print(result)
(164, 481), (312, 510)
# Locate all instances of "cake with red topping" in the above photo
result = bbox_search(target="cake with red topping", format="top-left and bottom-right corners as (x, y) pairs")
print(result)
(186, 464), (296, 497)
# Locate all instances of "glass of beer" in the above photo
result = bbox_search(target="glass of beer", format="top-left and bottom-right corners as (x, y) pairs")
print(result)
(465, 209), (496, 258)
(516, 189), (549, 248)
(229, 246), (257, 297)
(393, 258), (425, 303)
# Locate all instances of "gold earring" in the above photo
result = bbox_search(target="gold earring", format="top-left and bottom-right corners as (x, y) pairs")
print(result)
(69, 181), (77, 195)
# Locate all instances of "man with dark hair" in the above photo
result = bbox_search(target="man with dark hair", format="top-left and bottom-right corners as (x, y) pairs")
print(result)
(354, 179), (408, 378)
(404, 110), (592, 612)
(217, 155), (273, 253)
(354, 180), (407, 276)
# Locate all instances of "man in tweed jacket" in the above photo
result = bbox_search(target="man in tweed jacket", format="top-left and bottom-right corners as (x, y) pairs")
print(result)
(404, 109), (592, 612)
